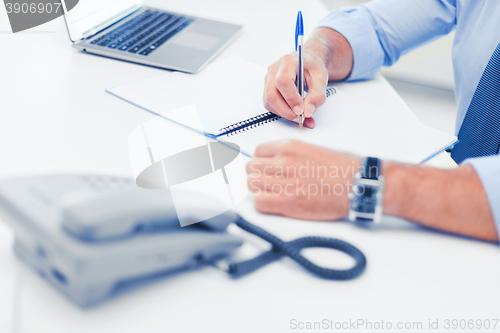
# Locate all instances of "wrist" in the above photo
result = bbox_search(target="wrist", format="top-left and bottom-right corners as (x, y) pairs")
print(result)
(381, 162), (408, 217)
(303, 32), (330, 70)
(305, 27), (353, 81)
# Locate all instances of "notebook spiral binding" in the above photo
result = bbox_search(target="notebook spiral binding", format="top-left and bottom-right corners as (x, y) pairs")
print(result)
(220, 112), (281, 136)
(219, 87), (337, 136)
(325, 87), (337, 98)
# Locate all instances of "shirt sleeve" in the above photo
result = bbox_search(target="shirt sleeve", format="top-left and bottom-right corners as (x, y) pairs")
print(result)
(465, 155), (500, 243)
(318, 0), (457, 81)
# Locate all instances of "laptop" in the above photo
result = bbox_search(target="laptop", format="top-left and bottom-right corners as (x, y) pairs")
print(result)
(60, 0), (242, 73)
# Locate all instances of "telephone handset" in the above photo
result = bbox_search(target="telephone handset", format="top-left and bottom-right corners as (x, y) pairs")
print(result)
(60, 181), (236, 241)
(0, 174), (367, 308)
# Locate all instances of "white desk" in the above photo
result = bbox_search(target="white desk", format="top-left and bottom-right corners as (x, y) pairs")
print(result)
(0, 1), (498, 332)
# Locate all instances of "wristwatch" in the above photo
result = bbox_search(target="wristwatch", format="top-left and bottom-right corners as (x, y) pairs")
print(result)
(348, 157), (384, 223)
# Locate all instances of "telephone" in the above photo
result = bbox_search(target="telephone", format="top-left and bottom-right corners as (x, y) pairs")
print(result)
(0, 174), (367, 308)
(0, 174), (243, 307)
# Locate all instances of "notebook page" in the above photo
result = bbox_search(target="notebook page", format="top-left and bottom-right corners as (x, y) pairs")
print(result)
(107, 56), (456, 164)
(222, 90), (457, 164)
(107, 57), (269, 135)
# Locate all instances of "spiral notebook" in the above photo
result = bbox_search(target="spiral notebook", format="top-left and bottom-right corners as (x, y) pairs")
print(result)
(106, 57), (457, 164)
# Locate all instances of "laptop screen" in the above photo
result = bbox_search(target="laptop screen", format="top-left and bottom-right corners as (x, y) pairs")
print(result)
(62, 0), (143, 42)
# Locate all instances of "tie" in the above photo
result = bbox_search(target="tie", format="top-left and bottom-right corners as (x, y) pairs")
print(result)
(451, 42), (500, 164)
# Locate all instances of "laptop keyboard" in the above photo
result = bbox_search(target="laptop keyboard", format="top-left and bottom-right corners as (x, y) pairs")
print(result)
(89, 10), (194, 56)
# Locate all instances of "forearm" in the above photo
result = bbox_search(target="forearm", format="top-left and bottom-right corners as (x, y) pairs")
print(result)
(304, 27), (353, 81)
(383, 162), (498, 242)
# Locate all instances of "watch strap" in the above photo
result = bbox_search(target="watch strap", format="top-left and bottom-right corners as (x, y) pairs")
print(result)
(360, 157), (381, 180)
(349, 157), (384, 223)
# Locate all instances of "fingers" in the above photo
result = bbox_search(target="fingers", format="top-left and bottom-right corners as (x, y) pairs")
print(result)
(253, 192), (287, 215)
(303, 62), (328, 118)
(253, 140), (286, 158)
(250, 179), (331, 219)
(246, 158), (279, 176)
(275, 54), (304, 116)
(264, 84), (298, 122)
(292, 114), (315, 129)
(303, 117), (316, 129)
(252, 191), (315, 219)
(264, 57), (299, 122)
(252, 139), (301, 158)
(248, 176), (298, 192)
(264, 54), (304, 121)
(264, 52), (328, 125)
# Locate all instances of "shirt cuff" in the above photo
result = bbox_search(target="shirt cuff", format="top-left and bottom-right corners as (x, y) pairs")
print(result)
(464, 155), (500, 244)
(317, 7), (385, 81)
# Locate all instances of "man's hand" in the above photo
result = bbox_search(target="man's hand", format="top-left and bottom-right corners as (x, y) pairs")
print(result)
(246, 139), (361, 220)
(246, 140), (498, 242)
(263, 28), (354, 129)
(264, 52), (328, 129)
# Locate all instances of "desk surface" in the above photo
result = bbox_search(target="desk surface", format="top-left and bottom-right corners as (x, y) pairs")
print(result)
(0, 1), (498, 332)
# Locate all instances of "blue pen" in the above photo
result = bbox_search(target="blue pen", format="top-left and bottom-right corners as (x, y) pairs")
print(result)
(295, 11), (304, 129)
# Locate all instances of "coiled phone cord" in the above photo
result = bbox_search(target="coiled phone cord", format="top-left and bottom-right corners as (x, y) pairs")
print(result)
(223, 216), (367, 280)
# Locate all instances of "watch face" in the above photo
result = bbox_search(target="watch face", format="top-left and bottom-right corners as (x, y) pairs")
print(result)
(351, 185), (377, 213)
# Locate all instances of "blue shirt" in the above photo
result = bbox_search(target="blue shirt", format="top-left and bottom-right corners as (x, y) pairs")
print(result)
(319, 0), (500, 241)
